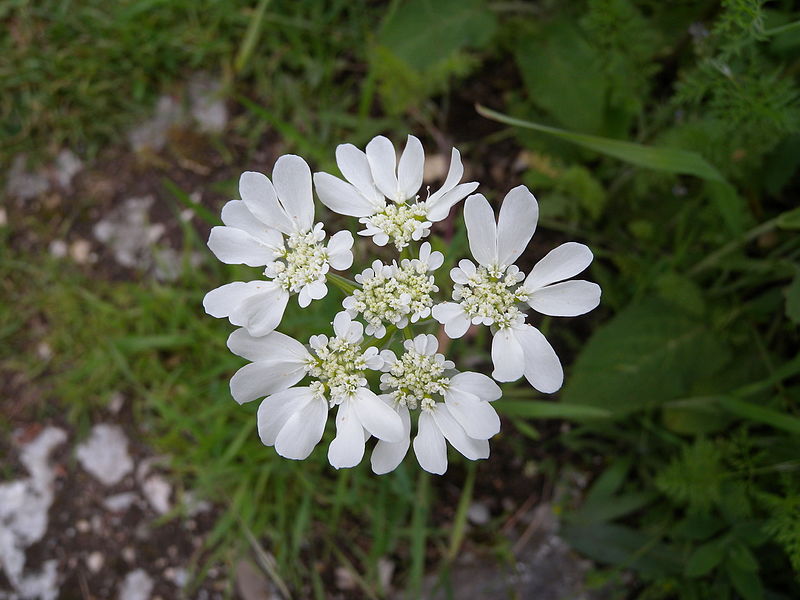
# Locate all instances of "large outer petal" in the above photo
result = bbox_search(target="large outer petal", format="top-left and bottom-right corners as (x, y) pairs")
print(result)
(229, 283), (290, 337)
(464, 194), (497, 266)
(257, 387), (314, 446)
(239, 171), (293, 234)
(528, 280), (601, 317)
(397, 135), (424, 200)
(523, 242), (594, 291)
(207, 226), (276, 266)
(431, 405), (490, 460)
(313, 172), (380, 217)
(227, 328), (310, 363)
(328, 400), (367, 469)
(442, 389), (501, 439)
(352, 388), (404, 442)
(413, 411), (447, 475)
(272, 154), (314, 232)
(427, 148), (463, 204)
(366, 136), (400, 201)
(496, 185), (538, 267)
(371, 401), (411, 475)
(491, 328), (525, 382)
(274, 396), (328, 460)
(230, 359), (306, 404)
(203, 281), (265, 319)
(335, 143), (383, 204)
(513, 324), (564, 394)
(449, 372), (502, 402)
(220, 200), (281, 244)
(425, 182), (479, 222)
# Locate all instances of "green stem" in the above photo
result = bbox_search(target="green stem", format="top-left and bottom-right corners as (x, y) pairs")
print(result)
(402, 326), (415, 340)
(764, 20), (800, 36)
(326, 272), (359, 295)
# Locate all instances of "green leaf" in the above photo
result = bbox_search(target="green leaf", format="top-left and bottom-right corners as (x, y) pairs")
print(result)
(514, 20), (607, 134)
(476, 105), (726, 182)
(561, 521), (683, 577)
(777, 206), (800, 229)
(786, 269), (800, 324)
(661, 396), (732, 435)
(562, 300), (730, 415)
(728, 543), (759, 573)
(718, 397), (800, 434)
(493, 400), (610, 420)
(725, 557), (764, 600)
(379, 0), (496, 71)
(686, 538), (726, 577)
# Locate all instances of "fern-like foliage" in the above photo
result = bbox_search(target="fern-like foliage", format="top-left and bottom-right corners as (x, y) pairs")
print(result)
(761, 484), (800, 573)
(655, 439), (726, 513)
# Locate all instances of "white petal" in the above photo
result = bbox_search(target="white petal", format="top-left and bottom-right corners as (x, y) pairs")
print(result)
(427, 250), (444, 271)
(491, 328), (525, 382)
(297, 286), (312, 308)
(230, 284), (290, 336)
(413, 334), (429, 355)
(432, 404), (490, 460)
(528, 280), (601, 317)
(443, 389), (500, 439)
(227, 329), (309, 363)
(230, 360), (307, 404)
(449, 372), (502, 402)
(353, 388), (404, 442)
(514, 324), (564, 394)
(425, 181), (479, 222)
(257, 387), (314, 446)
(333, 311), (352, 338)
(371, 402), (410, 475)
(203, 281), (264, 319)
(207, 226), (275, 266)
(464, 194), (497, 266)
(239, 171), (293, 234)
(335, 143), (383, 204)
(427, 148), (464, 203)
(314, 172), (380, 217)
(413, 411), (447, 475)
(397, 135), (424, 200)
(524, 242), (594, 291)
(432, 302), (471, 338)
(328, 400), (366, 469)
(327, 230), (354, 270)
(273, 154), (314, 232)
(220, 200), (280, 244)
(366, 136), (399, 201)
(274, 396), (328, 460)
(306, 279), (328, 301)
(496, 185), (538, 267)
(450, 267), (469, 285)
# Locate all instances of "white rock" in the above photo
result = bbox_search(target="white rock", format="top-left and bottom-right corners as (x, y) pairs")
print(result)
(53, 149), (83, 189)
(142, 475), (171, 514)
(118, 569), (154, 600)
(467, 502), (491, 525)
(75, 424), (133, 486)
(86, 551), (104, 573)
(103, 492), (139, 513)
(189, 74), (228, 134)
(6, 155), (50, 200)
(0, 427), (66, 596)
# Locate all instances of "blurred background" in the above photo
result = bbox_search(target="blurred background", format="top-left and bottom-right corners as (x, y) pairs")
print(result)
(2, 0), (799, 598)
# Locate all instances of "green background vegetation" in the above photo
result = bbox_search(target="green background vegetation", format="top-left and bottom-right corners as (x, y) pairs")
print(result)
(2, 0), (800, 597)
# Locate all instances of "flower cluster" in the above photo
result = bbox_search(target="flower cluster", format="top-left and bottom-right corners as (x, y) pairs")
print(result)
(204, 135), (601, 474)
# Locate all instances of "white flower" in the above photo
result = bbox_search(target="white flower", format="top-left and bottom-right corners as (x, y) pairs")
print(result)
(313, 135), (478, 249)
(203, 154), (354, 337)
(370, 334), (501, 475)
(342, 241), (444, 338)
(432, 187), (601, 393)
(226, 312), (404, 464)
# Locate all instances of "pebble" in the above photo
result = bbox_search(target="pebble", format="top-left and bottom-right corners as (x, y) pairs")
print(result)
(118, 569), (154, 600)
(467, 502), (491, 525)
(142, 474), (172, 514)
(86, 551), (104, 573)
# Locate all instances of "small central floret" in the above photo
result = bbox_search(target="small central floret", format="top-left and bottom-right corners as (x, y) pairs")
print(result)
(347, 259), (438, 337)
(380, 341), (453, 410)
(306, 335), (369, 405)
(268, 226), (330, 293)
(454, 265), (528, 329)
(361, 202), (430, 250)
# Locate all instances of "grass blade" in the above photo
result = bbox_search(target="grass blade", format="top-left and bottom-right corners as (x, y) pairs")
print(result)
(476, 104), (725, 182)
